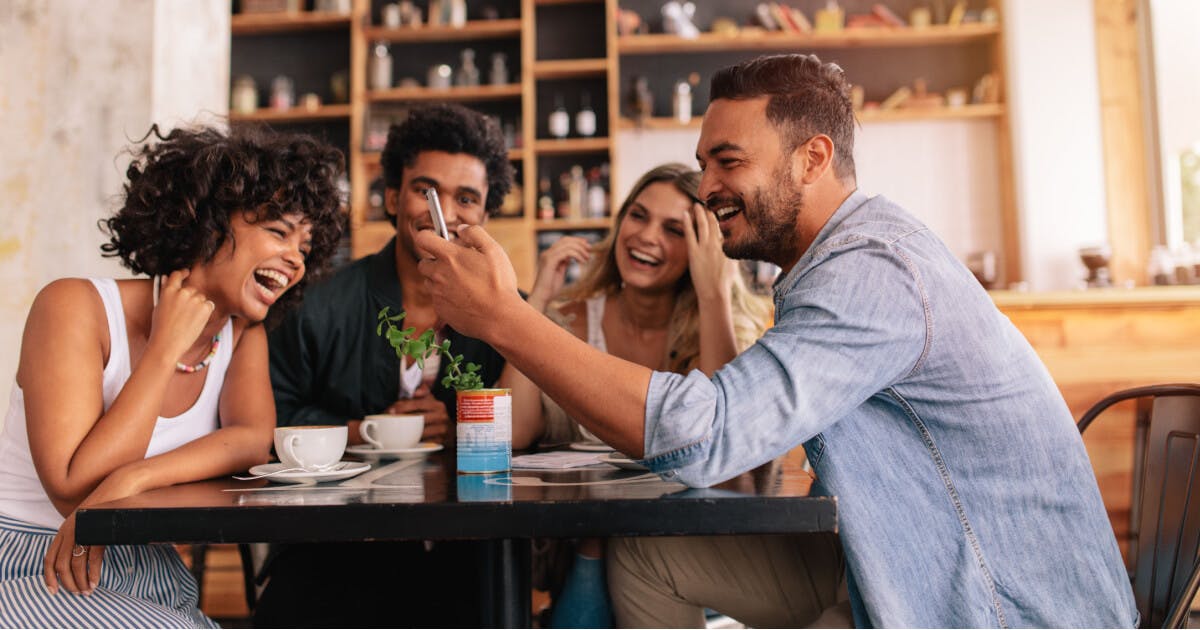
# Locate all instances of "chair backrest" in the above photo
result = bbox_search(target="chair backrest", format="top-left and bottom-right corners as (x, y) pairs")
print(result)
(1079, 384), (1200, 628)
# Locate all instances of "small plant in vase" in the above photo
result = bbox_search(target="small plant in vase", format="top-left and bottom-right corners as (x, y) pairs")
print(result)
(376, 307), (512, 474)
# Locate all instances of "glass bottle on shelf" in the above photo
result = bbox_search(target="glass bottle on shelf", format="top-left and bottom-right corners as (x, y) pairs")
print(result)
(448, 0), (467, 27)
(369, 43), (393, 91)
(575, 92), (597, 138)
(548, 93), (570, 139)
(537, 176), (555, 220)
(567, 165), (586, 219)
(489, 52), (509, 86)
(586, 166), (607, 218)
(673, 79), (693, 124)
(455, 48), (480, 87)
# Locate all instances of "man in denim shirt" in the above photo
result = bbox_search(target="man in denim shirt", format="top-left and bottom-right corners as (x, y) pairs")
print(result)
(414, 54), (1138, 627)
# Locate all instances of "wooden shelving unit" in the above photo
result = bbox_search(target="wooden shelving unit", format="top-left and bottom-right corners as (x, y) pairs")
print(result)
(230, 104), (352, 123)
(231, 0), (1016, 286)
(617, 23), (1000, 54)
(533, 58), (608, 79)
(366, 84), (524, 103)
(363, 20), (523, 43)
(616, 104), (1005, 130)
(533, 137), (611, 154)
(231, 11), (351, 35)
(535, 217), (612, 231)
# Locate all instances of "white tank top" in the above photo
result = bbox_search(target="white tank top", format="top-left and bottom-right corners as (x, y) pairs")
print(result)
(0, 278), (232, 529)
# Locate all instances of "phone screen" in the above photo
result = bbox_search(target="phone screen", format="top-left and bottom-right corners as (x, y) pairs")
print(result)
(425, 188), (449, 239)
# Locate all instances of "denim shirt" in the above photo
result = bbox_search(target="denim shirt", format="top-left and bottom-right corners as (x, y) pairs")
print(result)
(641, 192), (1137, 628)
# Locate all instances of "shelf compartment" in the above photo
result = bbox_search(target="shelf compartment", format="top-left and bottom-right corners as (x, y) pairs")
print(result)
(532, 58), (608, 80)
(533, 137), (611, 155)
(363, 19), (522, 44)
(362, 147), (524, 170)
(615, 105), (1005, 130)
(534, 0), (604, 5)
(230, 104), (352, 123)
(367, 84), (523, 103)
(856, 103), (1005, 123)
(617, 24), (1000, 55)
(535, 218), (612, 231)
(231, 11), (351, 36)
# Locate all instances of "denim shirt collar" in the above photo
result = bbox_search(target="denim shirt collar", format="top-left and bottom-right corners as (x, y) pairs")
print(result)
(772, 189), (870, 303)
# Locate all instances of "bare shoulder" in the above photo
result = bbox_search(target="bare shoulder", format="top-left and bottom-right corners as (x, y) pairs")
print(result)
(28, 278), (105, 326)
(20, 279), (107, 383)
(552, 300), (588, 341)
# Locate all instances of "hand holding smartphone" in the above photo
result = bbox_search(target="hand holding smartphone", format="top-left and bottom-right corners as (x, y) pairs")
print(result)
(425, 188), (449, 239)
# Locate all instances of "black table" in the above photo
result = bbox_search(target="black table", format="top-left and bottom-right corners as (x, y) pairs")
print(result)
(77, 452), (836, 627)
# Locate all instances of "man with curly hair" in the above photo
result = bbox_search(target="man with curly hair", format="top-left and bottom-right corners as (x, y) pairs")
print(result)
(256, 103), (514, 627)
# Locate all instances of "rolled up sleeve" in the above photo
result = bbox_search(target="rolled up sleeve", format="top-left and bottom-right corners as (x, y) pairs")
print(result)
(640, 235), (930, 487)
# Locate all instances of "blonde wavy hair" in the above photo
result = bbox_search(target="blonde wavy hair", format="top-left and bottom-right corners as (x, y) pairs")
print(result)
(559, 163), (771, 373)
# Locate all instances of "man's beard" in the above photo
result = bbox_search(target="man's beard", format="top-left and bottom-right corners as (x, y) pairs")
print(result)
(722, 165), (803, 265)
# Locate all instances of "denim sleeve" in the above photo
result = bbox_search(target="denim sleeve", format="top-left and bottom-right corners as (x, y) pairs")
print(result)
(641, 236), (930, 487)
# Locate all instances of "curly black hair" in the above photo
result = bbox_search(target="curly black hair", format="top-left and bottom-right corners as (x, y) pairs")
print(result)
(100, 124), (345, 316)
(380, 103), (513, 219)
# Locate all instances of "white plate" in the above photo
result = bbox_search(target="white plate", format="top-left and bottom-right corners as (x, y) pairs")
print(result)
(569, 441), (614, 452)
(247, 461), (371, 484)
(345, 442), (444, 460)
(601, 453), (649, 471)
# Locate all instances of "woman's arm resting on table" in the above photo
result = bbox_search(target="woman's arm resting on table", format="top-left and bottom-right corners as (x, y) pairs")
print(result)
(417, 226), (650, 457)
(44, 323), (275, 595)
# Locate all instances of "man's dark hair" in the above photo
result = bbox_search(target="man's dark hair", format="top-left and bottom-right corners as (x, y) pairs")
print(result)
(380, 103), (514, 217)
(710, 54), (857, 180)
(100, 124), (345, 315)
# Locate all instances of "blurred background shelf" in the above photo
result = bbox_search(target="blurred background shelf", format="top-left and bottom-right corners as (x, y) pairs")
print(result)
(229, 104), (352, 123)
(231, 11), (352, 36)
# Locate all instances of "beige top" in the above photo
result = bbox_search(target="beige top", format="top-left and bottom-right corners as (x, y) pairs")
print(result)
(538, 295), (607, 447)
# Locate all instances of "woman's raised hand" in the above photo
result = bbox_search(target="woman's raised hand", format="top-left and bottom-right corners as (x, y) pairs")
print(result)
(528, 236), (592, 312)
(683, 202), (734, 304)
(146, 269), (215, 365)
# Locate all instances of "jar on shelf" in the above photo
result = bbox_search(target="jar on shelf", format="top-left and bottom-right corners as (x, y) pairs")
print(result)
(428, 64), (453, 89)
(269, 75), (294, 110)
(370, 43), (393, 91)
(672, 79), (693, 124)
(231, 75), (258, 115)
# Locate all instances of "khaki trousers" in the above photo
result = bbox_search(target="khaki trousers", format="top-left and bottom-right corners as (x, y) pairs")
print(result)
(607, 533), (846, 629)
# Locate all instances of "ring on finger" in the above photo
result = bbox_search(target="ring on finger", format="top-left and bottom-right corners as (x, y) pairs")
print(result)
(72, 544), (86, 557)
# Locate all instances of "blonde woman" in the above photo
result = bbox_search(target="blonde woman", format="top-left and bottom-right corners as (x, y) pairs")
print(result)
(497, 163), (770, 626)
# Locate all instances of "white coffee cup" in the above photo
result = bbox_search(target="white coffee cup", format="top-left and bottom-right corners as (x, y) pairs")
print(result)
(274, 425), (347, 471)
(360, 414), (424, 450)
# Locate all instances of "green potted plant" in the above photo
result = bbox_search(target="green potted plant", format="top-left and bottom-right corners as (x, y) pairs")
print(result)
(377, 308), (511, 473)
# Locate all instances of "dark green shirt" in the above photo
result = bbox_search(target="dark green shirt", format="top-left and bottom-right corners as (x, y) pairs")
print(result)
(267, 238), (507, 427)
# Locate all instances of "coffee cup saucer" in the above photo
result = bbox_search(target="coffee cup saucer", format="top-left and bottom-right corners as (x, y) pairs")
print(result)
(247, 461), (371, 484)
(346, 442), (444, 461)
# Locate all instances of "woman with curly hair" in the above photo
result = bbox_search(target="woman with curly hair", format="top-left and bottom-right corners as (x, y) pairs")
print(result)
(0, 124), (344, 627)
(499, 163), (771, 627)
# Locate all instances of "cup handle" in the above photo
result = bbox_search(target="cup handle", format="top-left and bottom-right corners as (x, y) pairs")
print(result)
(360, 420), (383, 449)
(283, 434), (313, 470)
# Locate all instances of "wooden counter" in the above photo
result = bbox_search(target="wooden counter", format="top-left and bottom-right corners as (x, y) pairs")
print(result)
(993, 286), (1200, 560)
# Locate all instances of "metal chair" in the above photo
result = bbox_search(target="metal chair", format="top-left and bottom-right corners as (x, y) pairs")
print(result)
(1079, 384), (1200, 628)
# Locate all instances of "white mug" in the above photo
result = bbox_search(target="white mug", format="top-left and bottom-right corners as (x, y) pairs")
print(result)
(360, 414), (424, 450)
(274, 425), (347, 471)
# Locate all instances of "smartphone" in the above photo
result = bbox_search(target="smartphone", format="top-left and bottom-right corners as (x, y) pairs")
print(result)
(425, 188), (449, 240)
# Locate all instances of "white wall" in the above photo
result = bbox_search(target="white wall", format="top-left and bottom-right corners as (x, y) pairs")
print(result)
(0, 1), (228, 433)
(1147, 0), (1200, 246)
(1004, 0), (1109, 290)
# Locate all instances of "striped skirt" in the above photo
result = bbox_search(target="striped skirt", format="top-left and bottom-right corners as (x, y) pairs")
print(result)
(0, 513), (218, 628)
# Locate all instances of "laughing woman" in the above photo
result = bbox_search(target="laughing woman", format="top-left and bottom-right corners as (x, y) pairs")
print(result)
(0, 125), (343, 627)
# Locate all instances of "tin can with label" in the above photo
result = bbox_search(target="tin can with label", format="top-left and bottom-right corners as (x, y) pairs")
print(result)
(456, 388), (512, 473)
